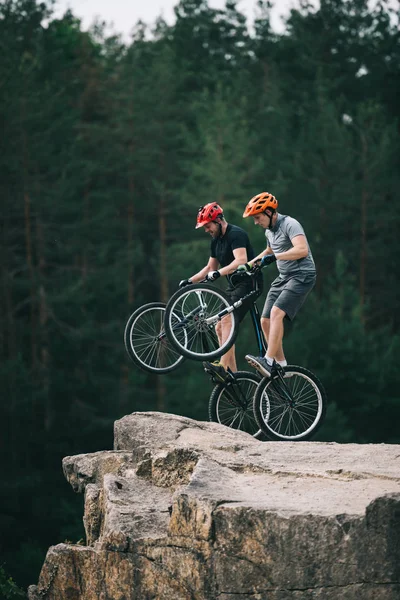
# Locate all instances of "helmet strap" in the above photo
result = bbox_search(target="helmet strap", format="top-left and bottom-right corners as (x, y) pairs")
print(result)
(209, 215), (224, 237)
(264, 210), (275, 230)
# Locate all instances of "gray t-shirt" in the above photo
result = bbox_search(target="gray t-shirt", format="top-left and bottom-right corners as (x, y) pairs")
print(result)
(265, 214), (316, 279)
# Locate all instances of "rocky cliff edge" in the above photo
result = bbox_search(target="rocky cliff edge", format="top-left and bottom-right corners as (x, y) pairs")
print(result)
(28, 411), (400, 599)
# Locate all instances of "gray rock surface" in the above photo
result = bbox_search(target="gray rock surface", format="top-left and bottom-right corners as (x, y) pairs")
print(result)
(29, 412), (400, 599)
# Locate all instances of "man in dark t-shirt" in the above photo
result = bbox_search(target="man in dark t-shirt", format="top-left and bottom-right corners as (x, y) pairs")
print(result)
(179, 202), (263, 382)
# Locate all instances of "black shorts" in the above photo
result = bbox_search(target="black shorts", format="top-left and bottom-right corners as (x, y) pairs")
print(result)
(225, 275), (263, 323)
(262, 274), (316, 321)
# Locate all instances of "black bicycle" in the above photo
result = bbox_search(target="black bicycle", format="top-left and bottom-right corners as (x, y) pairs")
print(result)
(208, 369), (265, 439)
(163, 265), (327, 441)
(252, 363), (327, 441)
(124, 268), (266, 373)
(123, 302), (186, 374)
(163, 267), (266, 361)
(124, 265), (327, 441)
(124, 269), (268, 438)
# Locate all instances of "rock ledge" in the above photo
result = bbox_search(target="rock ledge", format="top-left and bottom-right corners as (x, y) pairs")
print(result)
(28, 412), (400, 599)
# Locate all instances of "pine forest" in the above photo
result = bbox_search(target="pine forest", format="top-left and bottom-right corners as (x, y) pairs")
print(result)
(0, 0), (399, 592)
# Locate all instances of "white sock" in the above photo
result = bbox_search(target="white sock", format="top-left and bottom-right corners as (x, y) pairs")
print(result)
(277, 360), (287, 367)
(265, 355), (274, 366)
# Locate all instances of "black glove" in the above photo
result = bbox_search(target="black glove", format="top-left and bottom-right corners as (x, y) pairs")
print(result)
(206, 270), (221, 282)
(260, 254), (277, 267)
(178, 279), (192, 288)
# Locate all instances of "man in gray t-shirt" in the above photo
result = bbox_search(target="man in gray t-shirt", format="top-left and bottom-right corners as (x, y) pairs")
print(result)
(240, 192), (316, 378)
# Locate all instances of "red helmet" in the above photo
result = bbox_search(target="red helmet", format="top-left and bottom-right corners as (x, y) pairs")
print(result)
(195, 203), (223, 229)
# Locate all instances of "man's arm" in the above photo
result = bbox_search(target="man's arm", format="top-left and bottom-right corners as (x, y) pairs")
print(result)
(248, 247), (274, 268)
(193, 247), (253, 280)
(218, 247), (248, 277)
(275, 234), (308, 261)
(189, 257), (219, 283)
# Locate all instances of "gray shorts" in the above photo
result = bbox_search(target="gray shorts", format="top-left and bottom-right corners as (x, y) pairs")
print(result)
(262, 274), (316, 321)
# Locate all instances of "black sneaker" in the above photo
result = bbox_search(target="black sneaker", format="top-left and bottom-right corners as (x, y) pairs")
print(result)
(245, 354), (277, 378)
(203, 360), (230, 383)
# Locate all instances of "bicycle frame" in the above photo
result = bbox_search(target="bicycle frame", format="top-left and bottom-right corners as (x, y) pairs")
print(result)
(222, 380), (252, 411)
(166, 266), (268, 358)
(249, 302), (268, 356)
(210, 269), (268, 356)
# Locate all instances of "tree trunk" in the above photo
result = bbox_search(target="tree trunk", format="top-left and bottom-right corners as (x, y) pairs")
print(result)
(36, 218), (51, 432)
(159, 195), (168, 304)
(359, 133), (367, 322)
(21, 91), (38, 368)
(158, 144), (169, 304)
(1, 225), (17, 468)
(127, 175), (135, 305)
(156, 376), (166, 413)
(24, 192), (37, 368)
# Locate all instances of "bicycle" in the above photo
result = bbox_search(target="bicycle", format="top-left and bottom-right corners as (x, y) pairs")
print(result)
(124, 265), (327, 441)
(163, 264), (328, 441)
(124, 267), (266, 372)
(252, 363), (327, 441)
(164, 266), (266, 361)
(208, 369), (265, 439)
(123, 302), (186, 374)
(123, 269), (268, 438)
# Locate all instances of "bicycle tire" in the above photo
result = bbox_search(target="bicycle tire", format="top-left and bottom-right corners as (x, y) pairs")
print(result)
(209, 371), (266, 440)
(253, 365), (327, 441)
(124, 302), (185, 374)
(165, 284), (239, 361)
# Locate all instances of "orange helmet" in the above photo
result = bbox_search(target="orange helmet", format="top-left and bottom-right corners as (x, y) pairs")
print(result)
(195, 203), (224, 229)
(243, 192), (278, 218)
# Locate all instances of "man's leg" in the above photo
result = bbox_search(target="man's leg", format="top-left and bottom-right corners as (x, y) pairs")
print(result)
(219, 315), (237, 371)
(204, 283), (252, 378)
(203, 315), (236, 381)
(266, 275), (315, 364)
(246, 308), (286, 377)
(265, 306), (286, 363)
(220, 344), (237, 371)
(261, 316), (270, 342)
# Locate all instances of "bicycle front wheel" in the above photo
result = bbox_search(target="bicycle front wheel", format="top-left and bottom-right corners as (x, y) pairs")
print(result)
(253, 365), (327, 441)
(165, 284), (239, 361)
(124, 302), (185, 374)
(209, 371), (266, 439)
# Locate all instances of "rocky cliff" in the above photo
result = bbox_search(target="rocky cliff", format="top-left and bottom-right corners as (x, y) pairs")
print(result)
(28, 412), (400, 599)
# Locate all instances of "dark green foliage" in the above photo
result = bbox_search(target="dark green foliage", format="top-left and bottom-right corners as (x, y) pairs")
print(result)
(0, 0), (399, 592)
(0, 565), (25, 599)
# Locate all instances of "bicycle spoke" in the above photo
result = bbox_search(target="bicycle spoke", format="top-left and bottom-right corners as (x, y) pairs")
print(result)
(166, 285), (237, 360)
(254, 367), (326, 441)
(125, 304), (185, 373)
(212, 374), (261, 437)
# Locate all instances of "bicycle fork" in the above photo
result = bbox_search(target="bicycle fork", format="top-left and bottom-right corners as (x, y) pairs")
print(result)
(222, 375), (252, 411)
(270, 367), (296, 407)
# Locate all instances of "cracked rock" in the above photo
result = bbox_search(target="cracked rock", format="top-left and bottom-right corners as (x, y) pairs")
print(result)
(29, 412), (400, 599)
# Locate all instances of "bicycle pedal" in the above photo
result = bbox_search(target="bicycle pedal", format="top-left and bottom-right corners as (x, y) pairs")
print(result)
(203, 365), (214, 376)
(203, 368), (221, 383)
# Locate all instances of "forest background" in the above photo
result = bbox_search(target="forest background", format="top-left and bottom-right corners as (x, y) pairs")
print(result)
(1, 0), (399, 593)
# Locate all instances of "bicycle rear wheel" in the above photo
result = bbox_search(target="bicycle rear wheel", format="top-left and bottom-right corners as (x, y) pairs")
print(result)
(209, 371), (266, 439)
(165, 284), (239, 361)
(124, 302), (185, 374)
(253, 365), (327, 441)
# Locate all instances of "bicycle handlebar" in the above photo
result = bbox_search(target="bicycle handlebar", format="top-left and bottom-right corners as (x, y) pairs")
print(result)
(182, 261), (264, 288)
(231, 260), (263, 278)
